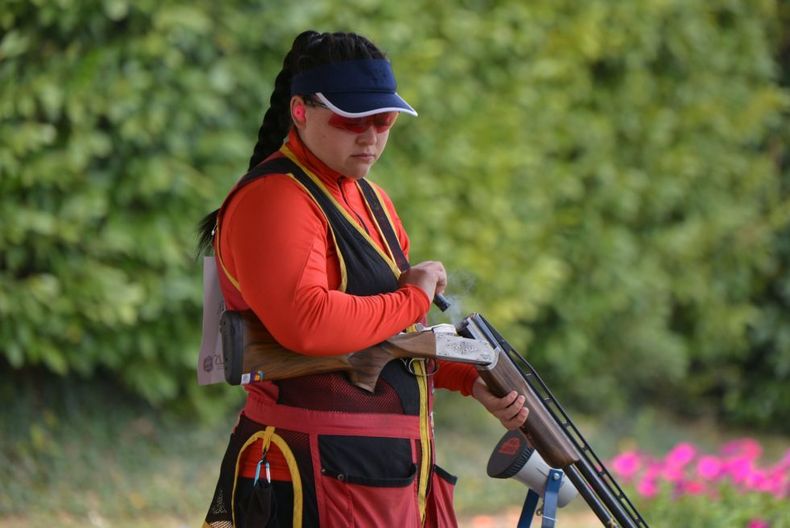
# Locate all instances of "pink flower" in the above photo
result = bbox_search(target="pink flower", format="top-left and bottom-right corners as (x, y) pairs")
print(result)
(677, 479), (707, 496)
(726, 457), (754, 485)
(697, 455), (723, 481)
(636, 476), (658, 498)
(752, 467), (786, 497)
(661, 464), (685, 483)
(665, 442), (697, 469)
(611, 451), (642, 481)
(747, 519), (769, 528)
(744, 468), (768, 491)
(610, 438), (789, 502)
(721, 438), (762, 461)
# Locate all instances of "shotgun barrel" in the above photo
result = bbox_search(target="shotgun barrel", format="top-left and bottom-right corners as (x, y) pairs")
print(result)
(458, 313), (649, 528)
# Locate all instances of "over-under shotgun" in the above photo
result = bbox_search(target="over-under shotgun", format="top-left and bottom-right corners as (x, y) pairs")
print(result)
(219, 309), (649, 527)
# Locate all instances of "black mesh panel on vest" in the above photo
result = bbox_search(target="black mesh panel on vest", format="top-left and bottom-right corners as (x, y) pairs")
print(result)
(275, 361), (409, 414)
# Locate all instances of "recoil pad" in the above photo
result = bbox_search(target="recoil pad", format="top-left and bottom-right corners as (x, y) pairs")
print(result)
(220, 310), (245, 386)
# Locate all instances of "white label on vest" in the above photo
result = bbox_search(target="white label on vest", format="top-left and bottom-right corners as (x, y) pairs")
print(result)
(197, 256), (226, 385)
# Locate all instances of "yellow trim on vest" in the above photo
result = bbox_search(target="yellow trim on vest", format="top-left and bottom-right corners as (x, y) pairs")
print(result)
(281, 146), (401, 279)
(213, 173), (349, 294)
(284, 174), (349, 293)
(214, 221), (242, 292)
(216, 146), (401, 293)
(232, 426), (303, 528)
(411, 359), (432, 524)
(361, 182), (403, 266)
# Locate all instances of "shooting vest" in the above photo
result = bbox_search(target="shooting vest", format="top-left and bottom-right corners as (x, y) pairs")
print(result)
(205, 148), (457, 528)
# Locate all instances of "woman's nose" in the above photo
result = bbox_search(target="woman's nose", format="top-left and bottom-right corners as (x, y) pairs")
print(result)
(356, 125), (377, 145)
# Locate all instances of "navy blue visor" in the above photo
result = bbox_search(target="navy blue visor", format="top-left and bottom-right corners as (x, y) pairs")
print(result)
(291, 59), (417, 118)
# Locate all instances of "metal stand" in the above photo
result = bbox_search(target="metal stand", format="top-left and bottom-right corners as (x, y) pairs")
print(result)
(517, 468), (564, 528)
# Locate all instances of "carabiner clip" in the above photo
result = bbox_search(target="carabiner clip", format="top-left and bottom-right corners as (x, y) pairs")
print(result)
(253, 453), (271, 486)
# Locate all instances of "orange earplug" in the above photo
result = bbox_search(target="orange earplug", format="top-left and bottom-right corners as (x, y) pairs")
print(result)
(293, 104), (305, 121)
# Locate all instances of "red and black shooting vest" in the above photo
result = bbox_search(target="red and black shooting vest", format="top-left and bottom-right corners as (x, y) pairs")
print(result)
(205, 152), (458, 528)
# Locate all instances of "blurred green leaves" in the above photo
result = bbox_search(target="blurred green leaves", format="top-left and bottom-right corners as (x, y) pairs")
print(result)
(1, 0), (787, 428)
(378, 0), (789, 428)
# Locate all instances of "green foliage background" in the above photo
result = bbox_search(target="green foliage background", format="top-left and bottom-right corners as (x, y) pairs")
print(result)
(1, 0), (789, 430)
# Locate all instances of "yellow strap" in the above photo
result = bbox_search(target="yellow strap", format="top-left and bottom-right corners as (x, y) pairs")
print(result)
(412, 359), (432, 524)
(270, 434), (303, 527)
(231, 426), (304, 528)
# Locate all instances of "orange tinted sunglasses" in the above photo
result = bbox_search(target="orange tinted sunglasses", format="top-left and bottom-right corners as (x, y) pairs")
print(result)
(305, 98), (398, 133)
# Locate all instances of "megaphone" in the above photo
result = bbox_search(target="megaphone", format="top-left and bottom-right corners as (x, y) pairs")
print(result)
(487, 429), (578, 508)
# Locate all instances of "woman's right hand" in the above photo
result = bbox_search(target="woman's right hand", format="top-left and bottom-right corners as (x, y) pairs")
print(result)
(398, 260), (447, 301)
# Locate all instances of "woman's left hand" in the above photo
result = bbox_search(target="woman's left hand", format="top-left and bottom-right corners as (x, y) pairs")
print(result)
(471, 377), (528, 430)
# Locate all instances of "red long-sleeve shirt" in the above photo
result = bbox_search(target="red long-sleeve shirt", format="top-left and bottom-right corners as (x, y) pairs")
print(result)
(217, 129), (479, 396)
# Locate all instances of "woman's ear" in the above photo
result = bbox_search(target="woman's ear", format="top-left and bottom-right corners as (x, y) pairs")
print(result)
(291, 96), (306, 127)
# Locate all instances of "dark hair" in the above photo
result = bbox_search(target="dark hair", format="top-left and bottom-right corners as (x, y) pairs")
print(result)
(197, 31), (386, 256)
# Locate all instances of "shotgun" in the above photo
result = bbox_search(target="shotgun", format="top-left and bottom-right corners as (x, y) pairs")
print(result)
(220, 309), (649, 526)
(219, 310), (495, 391)
(459, 313), (649, 528)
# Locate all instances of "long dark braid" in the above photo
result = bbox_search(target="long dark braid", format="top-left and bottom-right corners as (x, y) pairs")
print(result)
(246, 30), (320, 171)
(197, 31), (386, 256)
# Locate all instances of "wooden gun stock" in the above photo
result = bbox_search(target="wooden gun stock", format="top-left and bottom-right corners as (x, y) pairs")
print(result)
(459, 313), (649, 528)
(220, 310), (485, 392)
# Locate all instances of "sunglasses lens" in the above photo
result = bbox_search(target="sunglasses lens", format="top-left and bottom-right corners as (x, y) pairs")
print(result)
(328, 112), (398, 133)
(328, 115), (366, 133)
(373, 112), (398, 131)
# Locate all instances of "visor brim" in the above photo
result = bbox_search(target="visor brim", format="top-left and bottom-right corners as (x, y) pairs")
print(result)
(315, 92), (418, 118)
